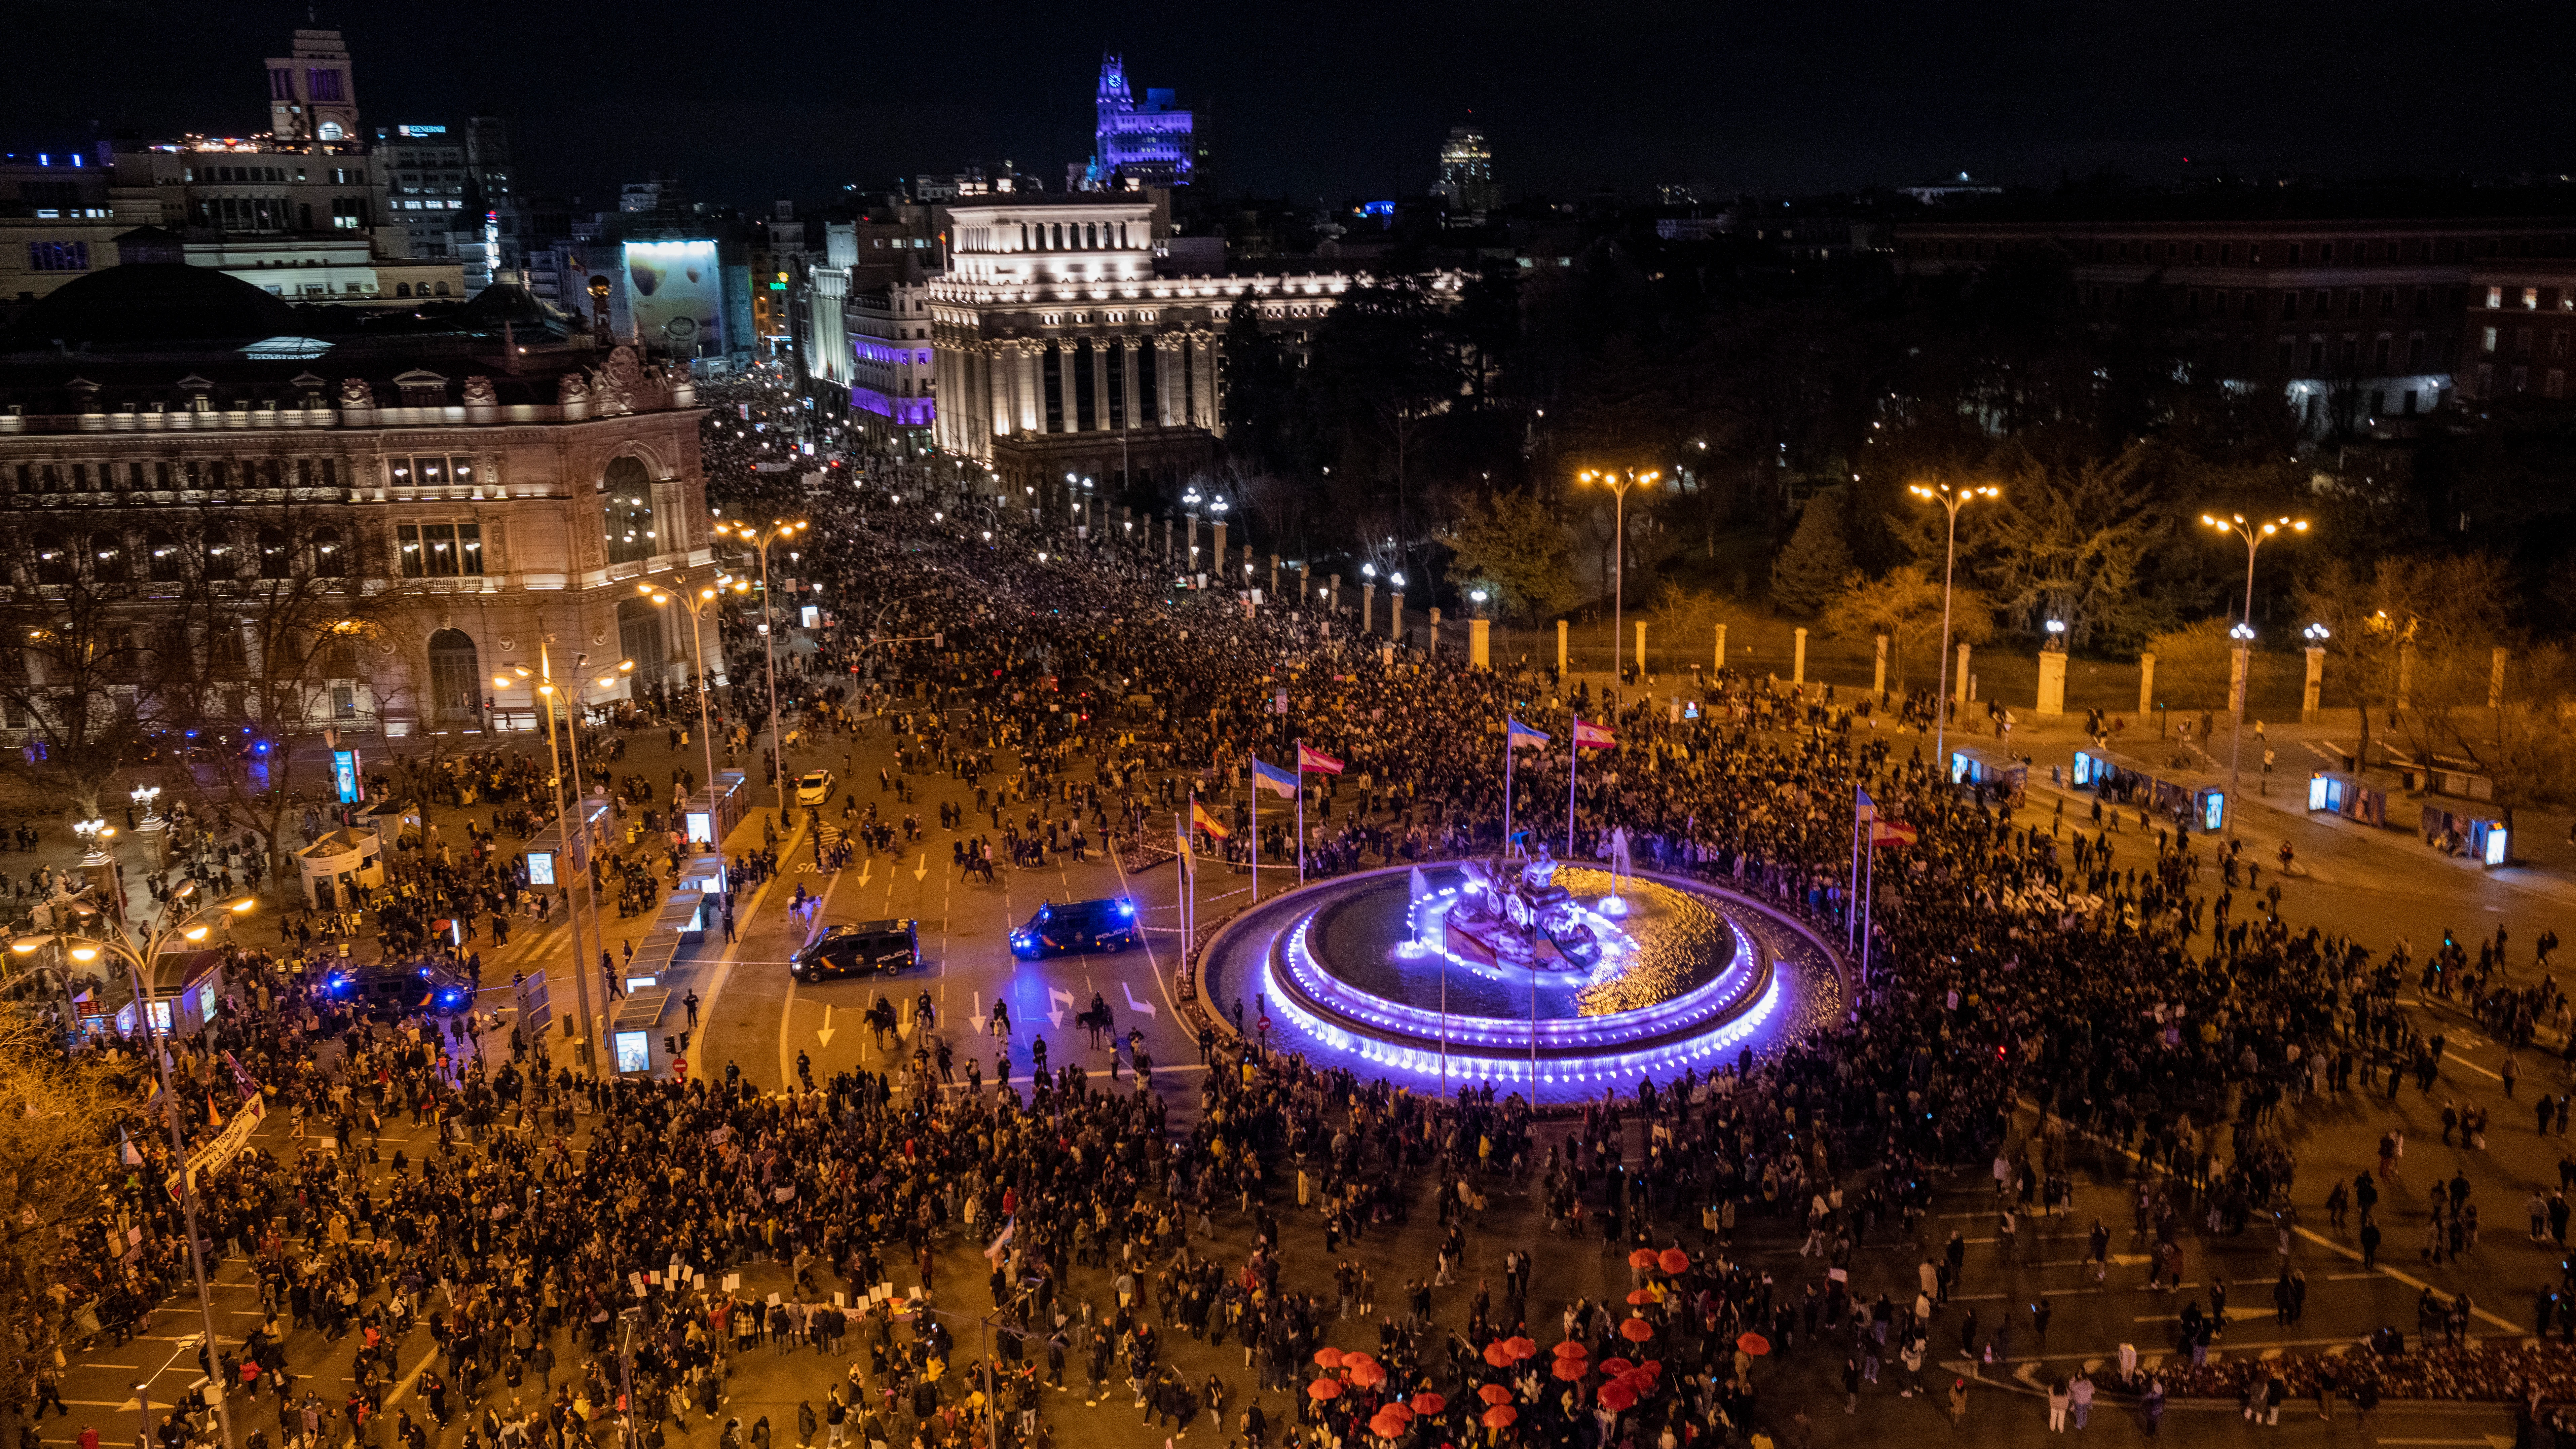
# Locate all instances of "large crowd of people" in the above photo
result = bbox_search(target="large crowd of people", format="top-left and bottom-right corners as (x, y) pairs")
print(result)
(19, 365), (2576, 1449)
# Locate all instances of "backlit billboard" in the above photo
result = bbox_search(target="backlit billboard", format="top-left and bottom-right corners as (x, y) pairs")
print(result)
(624, 240), (722, 357)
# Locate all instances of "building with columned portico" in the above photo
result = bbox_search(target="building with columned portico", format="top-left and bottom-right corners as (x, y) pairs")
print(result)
(907, 196), (1440, 511)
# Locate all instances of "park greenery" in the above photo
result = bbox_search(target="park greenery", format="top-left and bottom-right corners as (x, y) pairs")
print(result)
(1206, 218), (2576, 794)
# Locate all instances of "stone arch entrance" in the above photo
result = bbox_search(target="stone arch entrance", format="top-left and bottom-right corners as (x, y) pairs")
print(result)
(616, 595), (668, 680)
(426, 629), (482, 727)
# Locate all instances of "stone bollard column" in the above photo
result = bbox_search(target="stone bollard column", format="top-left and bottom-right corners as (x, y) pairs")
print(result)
(2491, 646), (2509, 710)
(1269, 553), (1280, 598)
(1428, 607), (1442, 656)
(1210, 521), (1227, 579)
(2302, 646), (2324, 722)
(1362, 583), (1376, 635)
(1635, 620), (1649, 678)
(2228, 645), (2249, 715)
(1391, 593), (1405, 648)
(1469, 619), (1492, 670)
(2037, 651), (2067, 716)
(1792, 627), (1808, 685)
(1557, 619), (1569, 678)
(1713, 623), (1727, 674)
(1329, 574), (1341, 613)
(2137, 652), (2155, 716)
(1954, 643), (1972, 703)
(1873, 635), (1889, 699)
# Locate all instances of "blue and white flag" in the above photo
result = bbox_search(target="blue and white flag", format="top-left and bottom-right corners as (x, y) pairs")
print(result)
(1504, 718), (1551, 750)
(1252, 759), (1300, 799)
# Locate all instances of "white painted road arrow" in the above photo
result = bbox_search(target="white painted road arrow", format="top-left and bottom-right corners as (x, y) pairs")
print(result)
(1122, 981), (1156, 1021)
(1047, 988), (1073, 1029)
(816, 1004), (835, 1046)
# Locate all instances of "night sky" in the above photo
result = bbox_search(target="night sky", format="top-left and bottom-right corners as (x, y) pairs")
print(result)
(6, 0), (2572, 210)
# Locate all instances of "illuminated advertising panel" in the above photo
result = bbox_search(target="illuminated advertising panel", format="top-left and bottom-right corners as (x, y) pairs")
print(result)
(624, 240), (722, 356)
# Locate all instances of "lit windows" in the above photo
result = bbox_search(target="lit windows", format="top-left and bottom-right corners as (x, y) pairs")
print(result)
(396, 521), (484, 578)
(389, 455), (477, 489)
(27, 241), (88, 272)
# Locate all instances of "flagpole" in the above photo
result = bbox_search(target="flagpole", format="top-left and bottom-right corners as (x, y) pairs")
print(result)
(1567, 721), (1580, 858)
(1504, 724), (1515, 855)
(1861, 832), (1876, 984)
(1249, 748), (1258, 907)
(1296, 748), (1306, 887)
(1847, 810), (1862, 951)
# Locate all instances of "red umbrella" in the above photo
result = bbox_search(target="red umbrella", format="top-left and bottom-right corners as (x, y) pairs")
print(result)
(1552, 1340), (1588, 1360)
(1308, 1378), (1345, 1401)
(1370, 1412), (1409, 1440)
(1626, 1248), (1660, 1270)
(1503, 1336), (1538, 1362)
(1348, 1359), (1389, 1389)
(1409, 1394), (1447, 1417)
(1597, 1383), (1638, 1414)
(1315, 1347), (1346, 1369)
(1625, 1289), (1658, 1306)
(1481, 1406), (1518, 1429)
(1551, 1359), (1589, 1383)
(1735, 1332), (1770, 1357)
(1599, 1358), (1636, 1380)
(1342, 1351), (1381, 1372)
(1482, 1341), (1515, 1368)
(1657, 1248), (1690, 1275)
(1478, 1384), (1514, 1407)
(1619, 1317), (1655, 1343)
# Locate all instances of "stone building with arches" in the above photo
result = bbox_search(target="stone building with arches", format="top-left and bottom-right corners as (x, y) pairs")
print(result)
(0, 261), (713, 742)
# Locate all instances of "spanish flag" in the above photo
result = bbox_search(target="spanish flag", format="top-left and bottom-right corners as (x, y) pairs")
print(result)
(1191, 799), (1232, 840)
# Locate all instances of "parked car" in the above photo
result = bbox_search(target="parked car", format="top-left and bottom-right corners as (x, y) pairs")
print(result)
(795, 770), (835, 807)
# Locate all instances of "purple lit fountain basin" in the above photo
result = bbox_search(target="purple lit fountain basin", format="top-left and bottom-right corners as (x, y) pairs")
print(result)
(1198, 863), (1814, 1094)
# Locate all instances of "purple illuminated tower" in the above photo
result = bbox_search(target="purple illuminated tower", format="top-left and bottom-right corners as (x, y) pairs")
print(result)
(1092, 54), (1194, 189)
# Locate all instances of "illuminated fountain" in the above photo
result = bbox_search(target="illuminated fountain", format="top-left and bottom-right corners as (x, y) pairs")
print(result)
(1200, 852), (1838, 1104)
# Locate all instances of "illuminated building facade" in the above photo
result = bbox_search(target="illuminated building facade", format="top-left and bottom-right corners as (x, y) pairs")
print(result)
(0, 263), (712, 737)
(1434, 127), (1498, 221)
(1092, 57), (1195, 190)
(911, 197), (1450, 501)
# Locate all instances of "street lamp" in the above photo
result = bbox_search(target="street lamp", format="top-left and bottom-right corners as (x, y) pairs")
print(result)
(640, 574), (730, 846)
(1909, 481), (2001, 769)
(2202, 512), (2308, 833)
(714, 518), (811, 820)
(15, 889), (255, 1449)
(129, 784), (163, 831)
(1576, 468), (1660, 694)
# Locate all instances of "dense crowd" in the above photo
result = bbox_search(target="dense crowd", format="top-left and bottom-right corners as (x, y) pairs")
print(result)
(23, 368), (2575, 1449)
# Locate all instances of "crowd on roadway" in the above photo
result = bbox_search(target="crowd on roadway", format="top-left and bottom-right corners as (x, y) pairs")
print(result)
(24, 368), (2576, 1449)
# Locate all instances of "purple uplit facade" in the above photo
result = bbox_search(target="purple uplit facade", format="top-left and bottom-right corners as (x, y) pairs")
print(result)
(1093, 55), (1193, 188)
(849, 387), (934, 427)
(851, 338), (934, 426)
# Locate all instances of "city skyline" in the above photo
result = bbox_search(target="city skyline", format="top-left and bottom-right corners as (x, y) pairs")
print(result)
(4, 0), (2574, 211)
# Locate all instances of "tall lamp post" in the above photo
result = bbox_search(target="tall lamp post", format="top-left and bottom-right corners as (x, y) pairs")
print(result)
(715, 518), (810, 821)
(501, 645), (592, 1077)
(1909, 482), (2000, 771)
(640, 574), (733, 845)
(15, 888), (255, 1449)
(2202, 512), (2308, 834)
(1576, 468), (1660, 696)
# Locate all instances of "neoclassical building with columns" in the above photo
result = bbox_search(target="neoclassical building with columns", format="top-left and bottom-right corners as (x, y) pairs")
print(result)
(907, 197), (1427, 500)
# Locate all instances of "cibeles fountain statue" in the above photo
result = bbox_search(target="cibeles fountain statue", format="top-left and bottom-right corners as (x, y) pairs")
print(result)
(1442, 846), (1604, 970)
